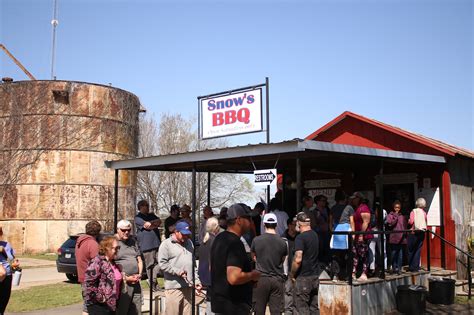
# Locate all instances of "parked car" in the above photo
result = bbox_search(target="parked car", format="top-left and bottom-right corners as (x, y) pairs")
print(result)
(56, 233), (148, 282)
(56, 235), (79, 282)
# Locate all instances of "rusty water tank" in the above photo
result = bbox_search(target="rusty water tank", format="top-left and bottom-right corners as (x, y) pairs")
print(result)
(0, 80), (140, 253)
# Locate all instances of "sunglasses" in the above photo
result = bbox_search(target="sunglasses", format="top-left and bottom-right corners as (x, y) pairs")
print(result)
(120, 229), (131, 233)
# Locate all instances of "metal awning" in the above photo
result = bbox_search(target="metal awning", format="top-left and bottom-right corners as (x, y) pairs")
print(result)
(104, 139), (446, 172)
(107, 138), (448, 314)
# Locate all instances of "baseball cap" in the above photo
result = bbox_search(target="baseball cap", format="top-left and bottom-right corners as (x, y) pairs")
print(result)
(227, 203), (255, 220)
(263, 213), (278, 224)
(296, 212), (311, 223)
(349, 192), (365, 199)
(175, 221), (192, 235)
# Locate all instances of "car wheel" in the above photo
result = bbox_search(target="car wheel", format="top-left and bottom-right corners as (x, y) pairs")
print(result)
(66, 273), (78, 283)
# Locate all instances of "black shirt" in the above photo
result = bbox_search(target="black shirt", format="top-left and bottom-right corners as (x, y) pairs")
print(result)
(294, 230), (319, 277)
(198, 234), (215, 288)
(211, 231), (253, 314)
(251, 233), (287, 280)
(330, 204), (346, 226)
(282, 230), (297, 273)
(164, 216), (179, 239)
(252, 215), (262, 236)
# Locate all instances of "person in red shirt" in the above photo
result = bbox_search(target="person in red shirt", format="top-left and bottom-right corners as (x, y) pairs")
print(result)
(75, 220), (102, 315)
(350, 192), (372, 281)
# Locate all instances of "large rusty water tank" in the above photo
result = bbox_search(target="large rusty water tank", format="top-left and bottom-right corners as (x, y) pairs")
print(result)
(0, 80), (140, 253)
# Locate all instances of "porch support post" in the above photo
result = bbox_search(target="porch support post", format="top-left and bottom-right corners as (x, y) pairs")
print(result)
(113, 169), (119, 233)
(379, 161), (385, 279)
(207, 171), (211, 206)
(296, 158), (301, 211)
(191, 164), (197, 315)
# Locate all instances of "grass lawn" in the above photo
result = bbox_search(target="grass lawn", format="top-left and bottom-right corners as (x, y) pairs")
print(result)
(6, 283), (82, 312)
(141, 278), (165, 289)
(455, 296), (474, 304)
(7, 278), (164, 312)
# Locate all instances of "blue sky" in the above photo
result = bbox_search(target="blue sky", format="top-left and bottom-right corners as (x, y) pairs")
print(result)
(1, 0), (472, 150)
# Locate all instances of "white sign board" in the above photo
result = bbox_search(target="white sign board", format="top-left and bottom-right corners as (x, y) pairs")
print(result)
(304, 179), (341, 189)
(200, 88), (262, 139)
(254, 169), (277, 186)
(419, 187), (441, 226)
(308, 189), (337, 208)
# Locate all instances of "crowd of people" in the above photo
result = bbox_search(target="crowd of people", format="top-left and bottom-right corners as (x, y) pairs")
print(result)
(0, 191), (429, 315)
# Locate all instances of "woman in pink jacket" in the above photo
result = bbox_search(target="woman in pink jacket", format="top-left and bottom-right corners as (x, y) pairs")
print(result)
(84, 236), (123, 315)
(386, 201), (408, 274)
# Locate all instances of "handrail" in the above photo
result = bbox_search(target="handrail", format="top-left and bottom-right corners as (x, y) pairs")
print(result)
(426, 229), (474, 259)
(329, 228), (472, 299)
(331, 229), (413, 235)
(330, 229), (413, 285)
(426, 229), (472, 299)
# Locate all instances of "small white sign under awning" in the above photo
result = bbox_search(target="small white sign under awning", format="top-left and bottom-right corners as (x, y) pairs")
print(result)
(254, 169), (277, 186)
(304, 179), (341, 189)
(419, 187), (441, 226)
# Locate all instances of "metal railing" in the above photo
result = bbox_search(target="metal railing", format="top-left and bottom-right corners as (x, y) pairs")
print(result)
(425, 229), (473, 299)
(331, 229), (473, 299)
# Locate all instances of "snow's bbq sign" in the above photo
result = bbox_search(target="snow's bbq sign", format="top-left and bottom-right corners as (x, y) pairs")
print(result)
(199, 88), (262, 139)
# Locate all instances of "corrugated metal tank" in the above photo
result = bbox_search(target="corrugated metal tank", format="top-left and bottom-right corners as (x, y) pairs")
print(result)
(0, 80), (140, 253)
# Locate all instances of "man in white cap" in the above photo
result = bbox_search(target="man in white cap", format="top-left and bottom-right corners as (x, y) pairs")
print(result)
(115, 220), (143, 315)
(250, 213), (288, 315)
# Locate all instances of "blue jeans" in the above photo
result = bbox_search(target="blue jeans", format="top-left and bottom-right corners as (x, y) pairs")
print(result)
(390, 244), (403, 272)
(408, 231), (424, 271)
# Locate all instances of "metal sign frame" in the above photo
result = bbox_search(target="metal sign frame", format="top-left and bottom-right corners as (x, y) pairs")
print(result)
(198, 87), (263, 140)
(197, 78), (269, 142)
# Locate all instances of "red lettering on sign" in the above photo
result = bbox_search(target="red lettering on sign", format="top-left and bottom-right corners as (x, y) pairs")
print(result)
(225, 111), (237, 124)
(212, 109), (251, 127)
(212, 112), (224, 126)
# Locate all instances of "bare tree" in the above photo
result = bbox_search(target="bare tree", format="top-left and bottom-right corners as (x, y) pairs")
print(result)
(137, 113), (255, 216)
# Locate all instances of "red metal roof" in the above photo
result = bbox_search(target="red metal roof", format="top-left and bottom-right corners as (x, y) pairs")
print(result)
(306, 111), (474, 159)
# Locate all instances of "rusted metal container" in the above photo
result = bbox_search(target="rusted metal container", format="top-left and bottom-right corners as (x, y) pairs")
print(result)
(0, 80), (140, 253)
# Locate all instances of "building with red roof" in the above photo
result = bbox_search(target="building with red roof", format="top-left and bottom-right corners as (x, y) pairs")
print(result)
(305, 111), (473, 273)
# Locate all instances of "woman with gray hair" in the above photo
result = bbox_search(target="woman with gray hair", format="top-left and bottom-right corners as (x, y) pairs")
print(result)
(198, 216), (222, 315)
(408, 198), (427, 272)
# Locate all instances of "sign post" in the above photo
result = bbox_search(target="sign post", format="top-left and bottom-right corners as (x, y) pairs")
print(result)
(265, 77), (270, 204)
(198, 78), (272, 202)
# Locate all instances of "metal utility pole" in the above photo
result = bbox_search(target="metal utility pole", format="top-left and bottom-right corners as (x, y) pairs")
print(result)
(50, 0), (59, 80)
